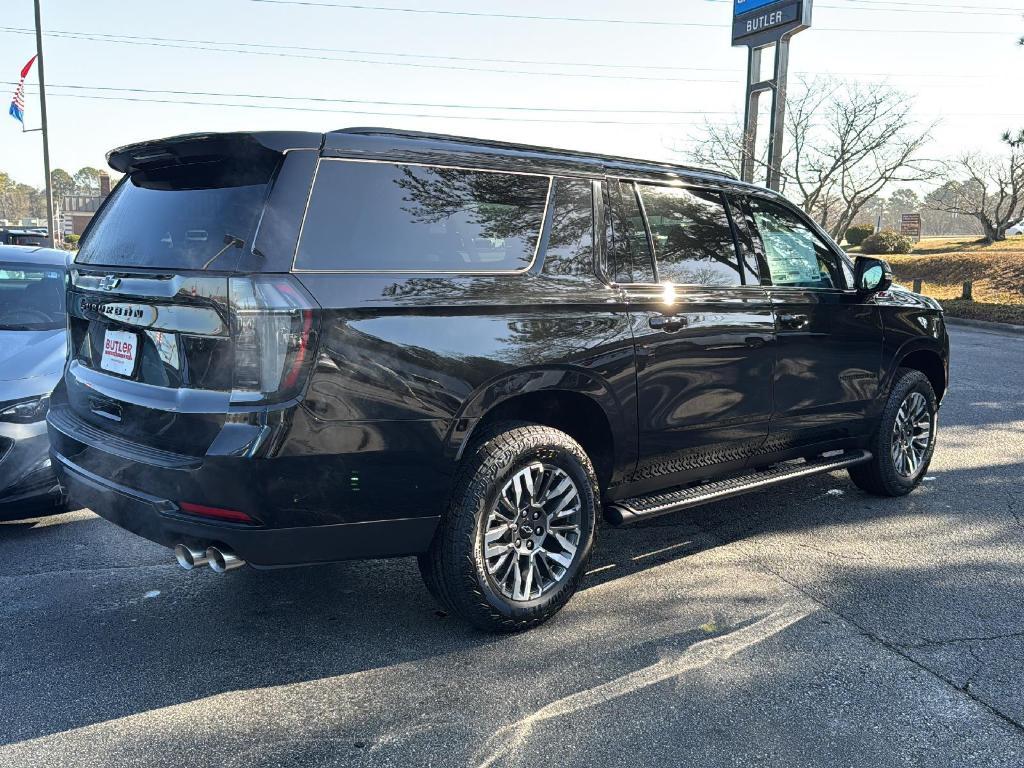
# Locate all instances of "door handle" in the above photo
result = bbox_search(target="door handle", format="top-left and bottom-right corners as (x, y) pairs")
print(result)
(649, 314), (688, 333)
(778, 313), (809, 330)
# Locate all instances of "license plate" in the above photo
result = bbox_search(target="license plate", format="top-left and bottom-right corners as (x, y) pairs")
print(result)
(100, 329), (139, 376)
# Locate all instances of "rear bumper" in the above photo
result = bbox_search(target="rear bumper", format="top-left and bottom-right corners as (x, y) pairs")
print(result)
(52, 451), (439, 567)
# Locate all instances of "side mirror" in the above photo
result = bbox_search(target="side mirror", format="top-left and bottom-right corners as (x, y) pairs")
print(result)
(854, 257), (893, 294)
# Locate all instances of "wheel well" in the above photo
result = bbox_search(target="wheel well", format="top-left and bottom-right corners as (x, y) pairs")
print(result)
(898, 349), (947, 401)
(472, 391), (616, 491)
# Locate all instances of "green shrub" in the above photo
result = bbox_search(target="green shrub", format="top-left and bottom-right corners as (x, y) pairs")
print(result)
(844, 224), (874, 247)
(64, 233), (80, 246)
(861, 229), (913, 255)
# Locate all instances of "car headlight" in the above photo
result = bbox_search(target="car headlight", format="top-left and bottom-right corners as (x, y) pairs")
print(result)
(0, 395), (50, 424)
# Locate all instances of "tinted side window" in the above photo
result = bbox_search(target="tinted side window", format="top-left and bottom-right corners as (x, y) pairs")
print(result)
(609, 181), (654, 283)
(543, 179), (594, 281)
(748, 198), (842, 289)
(636, 185), (743, 287)
(296, 160), (551, 272)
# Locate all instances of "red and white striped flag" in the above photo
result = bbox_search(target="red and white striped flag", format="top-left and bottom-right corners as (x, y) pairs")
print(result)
(9, 55), (38, 125)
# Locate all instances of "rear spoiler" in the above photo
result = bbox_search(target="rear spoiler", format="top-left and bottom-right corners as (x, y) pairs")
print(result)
(106, 131), (323, 174)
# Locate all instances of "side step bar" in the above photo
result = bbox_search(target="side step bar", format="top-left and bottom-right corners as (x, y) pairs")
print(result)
(606, 450), (873, 526)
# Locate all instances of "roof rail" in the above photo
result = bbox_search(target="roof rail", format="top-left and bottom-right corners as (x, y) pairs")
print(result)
(330, 126), (737, 180)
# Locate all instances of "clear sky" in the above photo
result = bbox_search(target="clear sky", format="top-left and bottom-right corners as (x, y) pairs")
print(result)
(1, 0), (1021, 187)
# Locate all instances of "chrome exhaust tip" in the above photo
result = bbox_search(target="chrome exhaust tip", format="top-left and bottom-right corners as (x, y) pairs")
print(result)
(206, 546), (245, 573)
(174, 544), (210, 570)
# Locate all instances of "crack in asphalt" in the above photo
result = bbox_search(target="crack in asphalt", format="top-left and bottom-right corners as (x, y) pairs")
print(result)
(730, 545), (1024, 736)
(898, 630), (1024, 648)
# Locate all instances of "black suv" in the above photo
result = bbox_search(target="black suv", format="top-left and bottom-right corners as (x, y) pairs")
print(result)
(48, 129), (948, 631)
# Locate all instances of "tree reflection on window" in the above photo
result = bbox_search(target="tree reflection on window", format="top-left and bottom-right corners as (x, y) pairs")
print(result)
(636, 185), (743, 287)
(542, 179), (594, 280)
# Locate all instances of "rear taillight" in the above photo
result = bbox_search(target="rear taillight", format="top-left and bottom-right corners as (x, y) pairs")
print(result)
(229, 276), (320, 404)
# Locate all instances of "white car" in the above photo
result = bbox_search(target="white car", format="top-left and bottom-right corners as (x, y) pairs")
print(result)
(1008, 221), (1024, 236)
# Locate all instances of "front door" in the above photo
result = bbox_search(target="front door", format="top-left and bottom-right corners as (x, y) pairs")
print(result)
(609, 179), (775, 496)
(737, 195), (883, 454)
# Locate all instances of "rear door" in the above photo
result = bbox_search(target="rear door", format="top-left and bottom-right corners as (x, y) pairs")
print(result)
(611, 179), (775, 494)
(60, 138), (318, 458)
(736, 194), (882, 452)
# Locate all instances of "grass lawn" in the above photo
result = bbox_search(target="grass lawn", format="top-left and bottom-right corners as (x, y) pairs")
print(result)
(876, 237), (1024, 326)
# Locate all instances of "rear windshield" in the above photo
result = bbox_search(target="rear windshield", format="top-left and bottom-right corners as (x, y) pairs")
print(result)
(295, 160), (551, 272)
(76, 160), (274, 270)
(0, 262), (66, 330)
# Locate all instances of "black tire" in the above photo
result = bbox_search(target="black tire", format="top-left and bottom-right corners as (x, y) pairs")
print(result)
(418, 421), (598, 633)
(849, 368), (938, 496)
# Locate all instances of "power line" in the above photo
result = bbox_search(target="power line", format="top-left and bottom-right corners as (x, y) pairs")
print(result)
(14, 87), (730, 127)
(0, 26), (740, 74)
(12, 82), (1024, 122)
(705, 0), (1024, 16)
(247, 0), (726, 27)
(247, 0), (1020, 32)
(821, 0), (1024, 11)
(0, 27), (737, 83)
(5, 80), (737, 115)
(0, 27), (1006, 83)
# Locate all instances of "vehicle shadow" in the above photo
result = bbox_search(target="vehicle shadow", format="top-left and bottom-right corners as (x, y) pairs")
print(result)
(2, 453), (1021, 749)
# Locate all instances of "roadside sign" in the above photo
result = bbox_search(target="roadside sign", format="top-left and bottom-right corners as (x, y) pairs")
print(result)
(733, 0), (812, 48)
(901, 213), (922, 241)
(733, 0), (813, 190)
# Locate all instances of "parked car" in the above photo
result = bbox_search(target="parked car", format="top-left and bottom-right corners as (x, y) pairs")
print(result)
(48, 129), (949, 631)
(0, 228), (49, 247)
(1007, 221), (1024, 236)
(0, 245), (67, 510)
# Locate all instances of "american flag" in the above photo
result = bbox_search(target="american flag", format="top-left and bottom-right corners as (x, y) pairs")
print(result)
(9, 55), (37, 125)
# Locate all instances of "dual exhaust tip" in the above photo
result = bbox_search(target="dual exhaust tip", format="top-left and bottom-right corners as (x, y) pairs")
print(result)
(174, 544), (245, 573)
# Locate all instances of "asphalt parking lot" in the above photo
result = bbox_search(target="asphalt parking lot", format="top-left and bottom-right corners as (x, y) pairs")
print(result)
(1, 324), (1022, 767)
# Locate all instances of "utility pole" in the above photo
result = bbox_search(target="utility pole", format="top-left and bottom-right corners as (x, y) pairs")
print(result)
(33, 0), (55, 248)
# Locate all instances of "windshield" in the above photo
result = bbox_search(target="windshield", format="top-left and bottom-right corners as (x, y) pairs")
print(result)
(76, 159), (274, 271)
(0, 263), (66, 330)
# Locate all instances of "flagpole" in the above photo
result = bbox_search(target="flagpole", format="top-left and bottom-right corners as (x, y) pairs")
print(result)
(33, 0), (55, 248)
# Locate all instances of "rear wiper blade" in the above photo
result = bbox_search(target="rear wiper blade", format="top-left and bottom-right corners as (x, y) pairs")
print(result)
(201, 234), (245, 270)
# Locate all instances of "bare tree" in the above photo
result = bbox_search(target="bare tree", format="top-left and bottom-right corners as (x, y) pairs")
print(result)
(922, 182), (982, 237)
(687, 77), (936, 241)
(931, 131), (1024, 243)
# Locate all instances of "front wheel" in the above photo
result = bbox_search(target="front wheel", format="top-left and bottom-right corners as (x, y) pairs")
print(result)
(419, 422), (598, 632)
(849, 368), (938, 496)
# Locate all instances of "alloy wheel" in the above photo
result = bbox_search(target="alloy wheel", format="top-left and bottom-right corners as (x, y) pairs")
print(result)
(482, 462), (582, 602)
(890, 391), (933, 478)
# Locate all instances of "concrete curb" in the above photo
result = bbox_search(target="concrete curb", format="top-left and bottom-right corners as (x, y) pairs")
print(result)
(945, 316), (1024, 337)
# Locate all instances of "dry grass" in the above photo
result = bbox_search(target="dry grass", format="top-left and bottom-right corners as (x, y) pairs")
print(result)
(881, 236), (1024, 325)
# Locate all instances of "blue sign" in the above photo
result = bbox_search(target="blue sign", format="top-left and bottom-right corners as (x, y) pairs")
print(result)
(734, 0), (786, 17)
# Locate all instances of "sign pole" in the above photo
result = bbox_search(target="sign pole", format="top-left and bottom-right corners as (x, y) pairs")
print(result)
(33, 0), (55, 248)
(740, 46), (763, 184)
(765, 36), (790, 191)
(732, 0), (812, 190)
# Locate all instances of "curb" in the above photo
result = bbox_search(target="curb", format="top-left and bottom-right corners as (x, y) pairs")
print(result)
(945, 316), (1024, 337)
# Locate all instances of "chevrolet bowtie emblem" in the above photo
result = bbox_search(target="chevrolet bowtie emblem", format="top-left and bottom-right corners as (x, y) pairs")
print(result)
(98, 275), (121, 291)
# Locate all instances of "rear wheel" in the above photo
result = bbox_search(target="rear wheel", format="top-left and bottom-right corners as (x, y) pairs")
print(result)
(419, 422), (597, 632)
(849, 368), (938, 496)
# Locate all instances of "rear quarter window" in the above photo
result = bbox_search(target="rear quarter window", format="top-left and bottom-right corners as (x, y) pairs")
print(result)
(295, 160), (551, 272)
(542, 178), (595, 281)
